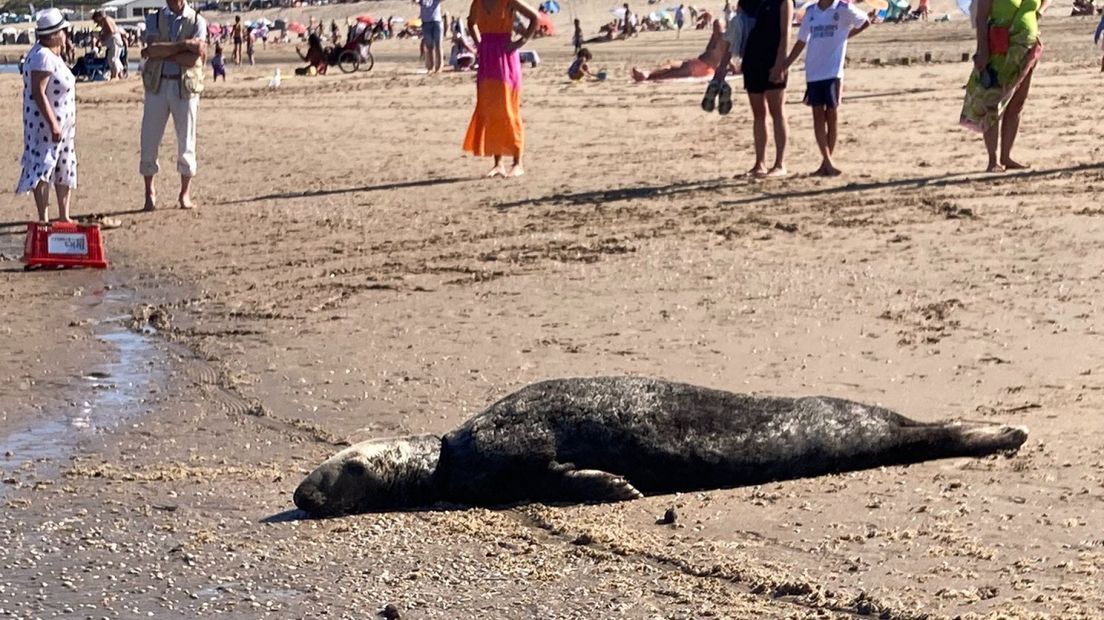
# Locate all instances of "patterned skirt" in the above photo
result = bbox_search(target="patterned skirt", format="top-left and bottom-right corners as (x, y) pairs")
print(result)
(960, 39), (1042, 133)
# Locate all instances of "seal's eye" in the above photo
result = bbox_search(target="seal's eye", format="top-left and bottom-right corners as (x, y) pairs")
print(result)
(343, 460), (369, 476)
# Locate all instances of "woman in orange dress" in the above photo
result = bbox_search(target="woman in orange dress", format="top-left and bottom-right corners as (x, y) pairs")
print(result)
(463, 0), (539, 177)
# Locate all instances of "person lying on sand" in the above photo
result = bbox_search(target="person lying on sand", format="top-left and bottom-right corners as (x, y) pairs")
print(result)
(631, 19), (735, 81)
(585, 20), (624, 43)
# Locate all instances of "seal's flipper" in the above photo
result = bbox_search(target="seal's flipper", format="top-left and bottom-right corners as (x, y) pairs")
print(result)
(550, 464), (643, 503)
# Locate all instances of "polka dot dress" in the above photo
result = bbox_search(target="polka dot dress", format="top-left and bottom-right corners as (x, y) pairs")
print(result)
(15, 42), (77, 194)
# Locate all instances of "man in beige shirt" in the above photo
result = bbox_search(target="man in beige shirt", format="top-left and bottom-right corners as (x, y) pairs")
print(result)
(139, 0), (207, 210)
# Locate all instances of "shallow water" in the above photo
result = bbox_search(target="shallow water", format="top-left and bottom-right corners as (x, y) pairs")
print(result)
(0, 286), (161, 488)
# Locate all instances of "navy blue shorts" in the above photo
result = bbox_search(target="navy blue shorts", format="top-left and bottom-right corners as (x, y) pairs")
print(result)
(422, 20), (442, 46)
(803, 78), (842, 109)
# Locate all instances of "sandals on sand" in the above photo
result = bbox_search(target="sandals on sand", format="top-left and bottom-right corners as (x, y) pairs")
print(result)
(717, 81), (733, 115)
(82, 214), (123, 229)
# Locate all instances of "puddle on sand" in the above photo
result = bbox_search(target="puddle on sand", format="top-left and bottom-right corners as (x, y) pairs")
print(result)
(0, 284), (161, 489)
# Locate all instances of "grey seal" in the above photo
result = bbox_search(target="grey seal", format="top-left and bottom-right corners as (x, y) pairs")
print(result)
(293, 376), (1027, 516)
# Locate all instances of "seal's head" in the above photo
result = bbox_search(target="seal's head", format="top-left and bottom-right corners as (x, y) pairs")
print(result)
(294, 434), (442, 517)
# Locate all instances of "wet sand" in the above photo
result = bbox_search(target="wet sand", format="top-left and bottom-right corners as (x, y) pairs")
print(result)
(2, 3), (1104, 618)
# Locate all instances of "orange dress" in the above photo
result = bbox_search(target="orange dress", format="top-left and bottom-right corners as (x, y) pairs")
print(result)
(462, 0), (524, 159)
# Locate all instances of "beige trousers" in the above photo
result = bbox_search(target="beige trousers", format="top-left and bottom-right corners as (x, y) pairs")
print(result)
(139, 80), (199, 177)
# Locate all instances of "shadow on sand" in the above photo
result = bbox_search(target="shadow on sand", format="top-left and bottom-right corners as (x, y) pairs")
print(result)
(0, 208), (151, 236)
(492, 161), (1104, 211)
(261, 509), (312, 523)
(720, 161), (1104, 207)
(223, 176), (471, 205)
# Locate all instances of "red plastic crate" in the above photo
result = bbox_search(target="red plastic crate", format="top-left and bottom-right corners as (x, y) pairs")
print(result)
(23, 222), (109, 270)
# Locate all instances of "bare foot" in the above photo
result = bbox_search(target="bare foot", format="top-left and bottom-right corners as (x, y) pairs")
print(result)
(744, 165), (768, 178)
(814, 165), (842, 177)
(985, 162), (1005, 173)
(1000, 158), (1029, 170)
(179, 194), (196, 210)
(508, 164), (525, 178)
(143, 194), (157, 212)
(486, 165), (507, 178)
(764, 166), (788, 178)
(631, 67), (648, 82)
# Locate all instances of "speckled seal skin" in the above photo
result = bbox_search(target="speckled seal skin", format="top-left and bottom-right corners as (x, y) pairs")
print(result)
(293, 376), (1028, 517)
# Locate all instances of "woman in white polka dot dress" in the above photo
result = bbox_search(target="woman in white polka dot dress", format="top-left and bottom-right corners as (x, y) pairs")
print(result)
(16, 9), (77, 223)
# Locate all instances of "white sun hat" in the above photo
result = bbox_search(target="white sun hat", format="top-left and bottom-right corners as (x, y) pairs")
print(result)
(35, 8), (70, 36)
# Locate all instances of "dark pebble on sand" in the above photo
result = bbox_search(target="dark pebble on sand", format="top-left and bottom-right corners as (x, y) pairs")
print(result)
(379, 603), (401, 619)
(572, 533), (595, 546)
(656, 507), (678, 525)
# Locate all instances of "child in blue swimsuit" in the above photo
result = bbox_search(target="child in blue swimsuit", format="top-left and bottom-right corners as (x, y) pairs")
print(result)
(568, 48), (593, 80)
(211, 43), (227, 81)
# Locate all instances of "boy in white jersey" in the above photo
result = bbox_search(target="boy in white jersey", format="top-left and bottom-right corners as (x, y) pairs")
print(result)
(777, 0), (870, 176)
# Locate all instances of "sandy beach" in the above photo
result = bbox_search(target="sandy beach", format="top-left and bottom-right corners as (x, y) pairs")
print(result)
(2, 1), (1104, 617)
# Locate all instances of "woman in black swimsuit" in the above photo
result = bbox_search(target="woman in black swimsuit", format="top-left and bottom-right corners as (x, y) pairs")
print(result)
(231, 15), (244, 65)
(710, 0), (791, 177)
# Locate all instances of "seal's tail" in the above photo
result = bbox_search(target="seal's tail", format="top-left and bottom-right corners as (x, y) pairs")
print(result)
(946, 421), (1029, 456)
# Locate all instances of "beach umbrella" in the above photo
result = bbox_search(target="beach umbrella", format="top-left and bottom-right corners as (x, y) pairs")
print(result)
(356, 14), (375, 23)
(287, 21), (307, 34)
(255, 18), (274, 26)
(208, 23), (222, 36)
(409, 17), (423, 27)
(610, 6), (627, 18)
(0, 26), (17, 35)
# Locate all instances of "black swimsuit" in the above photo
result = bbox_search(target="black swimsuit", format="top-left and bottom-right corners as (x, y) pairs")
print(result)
(739, 0), (786, 93)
